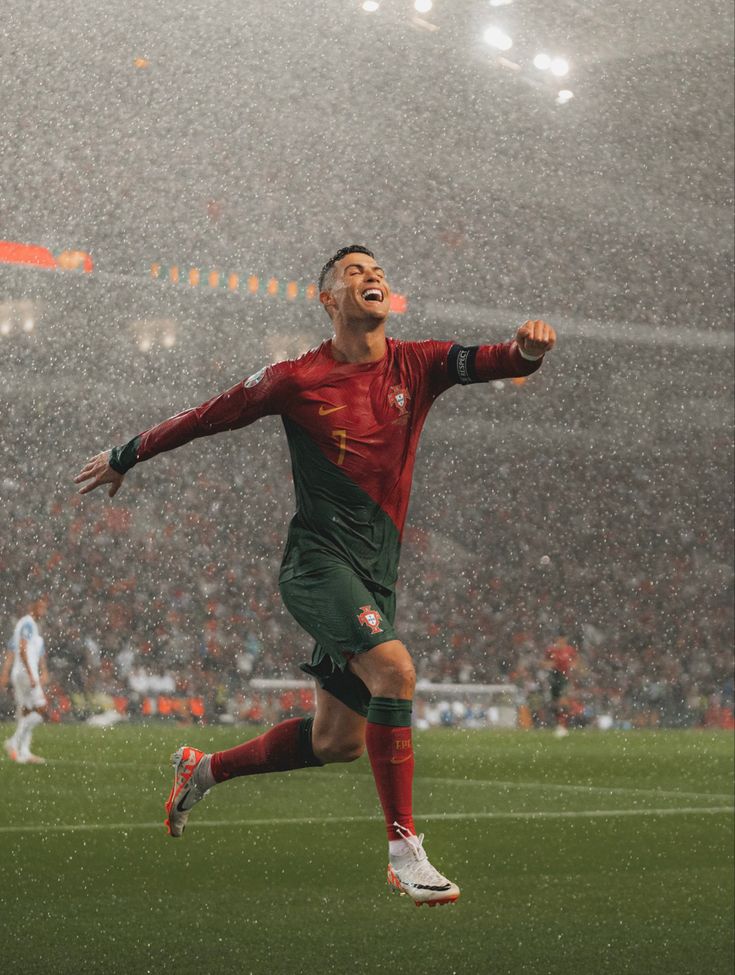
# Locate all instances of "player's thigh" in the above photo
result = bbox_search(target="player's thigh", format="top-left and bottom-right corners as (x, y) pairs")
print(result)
(348, 639), (416, 698)
(312, 684), (366, 762)
(11, 671), (41, 711)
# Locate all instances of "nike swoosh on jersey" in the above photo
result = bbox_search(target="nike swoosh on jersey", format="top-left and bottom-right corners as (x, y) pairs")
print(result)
(318, 404), (346, 415)
(389, 755), (413, 765)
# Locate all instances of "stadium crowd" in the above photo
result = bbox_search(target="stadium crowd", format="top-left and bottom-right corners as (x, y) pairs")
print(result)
(1, 281), (732, 730)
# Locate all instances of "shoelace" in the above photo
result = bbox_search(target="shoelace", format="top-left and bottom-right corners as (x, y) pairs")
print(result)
(392, 822), (450, 885)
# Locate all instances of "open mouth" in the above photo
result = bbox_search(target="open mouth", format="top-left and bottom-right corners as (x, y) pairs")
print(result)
(362, 288), (384, 302)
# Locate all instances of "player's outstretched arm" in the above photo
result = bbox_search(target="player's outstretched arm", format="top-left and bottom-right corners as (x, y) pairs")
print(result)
(437, 319), (557, 387)
(74, 450), (125, 497)
(73, 362), (292, 499)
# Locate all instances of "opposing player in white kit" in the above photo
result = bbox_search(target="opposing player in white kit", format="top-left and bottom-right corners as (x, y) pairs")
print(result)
(2, 599), (49, 764)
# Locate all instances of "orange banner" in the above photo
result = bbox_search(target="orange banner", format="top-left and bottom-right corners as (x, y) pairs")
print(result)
(0, 240), (57, 269)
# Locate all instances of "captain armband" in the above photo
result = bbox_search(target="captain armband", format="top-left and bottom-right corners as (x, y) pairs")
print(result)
(447, 344), (481, 385)
(108, 436), (141, 474)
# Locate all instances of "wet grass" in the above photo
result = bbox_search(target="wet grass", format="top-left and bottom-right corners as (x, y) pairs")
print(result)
(1, 725), (733, 975)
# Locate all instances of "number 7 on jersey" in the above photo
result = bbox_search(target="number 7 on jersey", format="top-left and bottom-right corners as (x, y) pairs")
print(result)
(331, 428), (347, 466)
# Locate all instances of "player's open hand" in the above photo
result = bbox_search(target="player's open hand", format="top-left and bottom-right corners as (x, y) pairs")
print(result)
(73, 450), (125, 497)
(516, 320), (556, 358)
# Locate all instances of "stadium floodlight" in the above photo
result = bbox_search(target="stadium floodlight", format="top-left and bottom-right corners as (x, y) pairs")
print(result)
(483, 26), (513, 51)
(533, 53), (552, 70)
(414, 0), (433, 11)
(362, 0), (380, 11)
(556, 89), (574, 104)
(22, 316), (34, 333)
(550, 56), (570, 77)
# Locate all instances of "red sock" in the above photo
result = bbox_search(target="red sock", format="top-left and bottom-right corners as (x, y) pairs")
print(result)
(210, 717), (321, 782)
(365, 721), (416, 841)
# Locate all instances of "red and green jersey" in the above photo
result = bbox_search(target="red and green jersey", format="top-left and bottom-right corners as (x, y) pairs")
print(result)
(546, 642), (578, 675)
(110, 337), (542, 589)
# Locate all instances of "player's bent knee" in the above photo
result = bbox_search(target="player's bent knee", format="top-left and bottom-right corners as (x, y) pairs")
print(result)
(353, 641), (416, 698)
(336, 740), (365, 763)
(376, 660), (416, 698)
(313, 736), (365, 764)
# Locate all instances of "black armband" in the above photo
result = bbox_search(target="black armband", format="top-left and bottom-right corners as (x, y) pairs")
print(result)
(109, 436), (141, 474)
(447, 344), (480, 385)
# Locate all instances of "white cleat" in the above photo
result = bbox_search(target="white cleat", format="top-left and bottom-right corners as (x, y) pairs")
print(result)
(386, 823), (460, 907)
(19, 753), (46, 764)
(165, 746), (210, 838)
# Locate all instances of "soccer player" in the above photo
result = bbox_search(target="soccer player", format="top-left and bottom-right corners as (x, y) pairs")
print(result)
(2, 598), (50, 764)
(544, 634), (578, 737)
(74, 245), (556, 906)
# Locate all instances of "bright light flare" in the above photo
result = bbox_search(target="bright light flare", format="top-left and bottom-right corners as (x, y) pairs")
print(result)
(533, 53), (552, 70)
(483, 26), (513, 51)
(414, 0), (432, 11)
(550, 57), (570, 77)
(489, 0), (513, 6)
(0, 320), (11, 336)
(22, 317), (34, 333)
(362, 1), (380, 11)
(556, 89), (574, 104)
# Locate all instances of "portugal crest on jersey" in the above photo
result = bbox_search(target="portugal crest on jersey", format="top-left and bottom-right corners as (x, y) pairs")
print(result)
(388, 384), (410, 415)
(357, 604), (383, 634)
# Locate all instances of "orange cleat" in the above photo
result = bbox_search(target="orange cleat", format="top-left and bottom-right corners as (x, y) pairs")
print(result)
(3, 738), (19, 762)
(164, 746), (210, 838)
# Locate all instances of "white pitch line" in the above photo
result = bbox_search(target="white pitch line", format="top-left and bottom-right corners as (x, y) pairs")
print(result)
(415, 776), (735, 802)
(34, 761), (734, 803)
(0, 806), (732, 834)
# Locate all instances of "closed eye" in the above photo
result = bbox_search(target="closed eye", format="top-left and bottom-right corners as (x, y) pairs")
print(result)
(346, 263), (385, 277)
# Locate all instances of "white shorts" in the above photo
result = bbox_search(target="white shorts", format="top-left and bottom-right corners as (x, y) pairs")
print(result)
(11, 671), (46, 710)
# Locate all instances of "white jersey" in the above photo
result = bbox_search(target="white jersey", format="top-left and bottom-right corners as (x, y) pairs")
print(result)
(10, 615), (45, 681)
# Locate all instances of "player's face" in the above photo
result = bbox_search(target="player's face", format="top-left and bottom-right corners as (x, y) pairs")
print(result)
(327, 253), (391, 326)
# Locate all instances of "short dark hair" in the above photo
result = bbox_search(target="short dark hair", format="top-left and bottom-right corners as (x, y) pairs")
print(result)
(319, 245), (375, 291)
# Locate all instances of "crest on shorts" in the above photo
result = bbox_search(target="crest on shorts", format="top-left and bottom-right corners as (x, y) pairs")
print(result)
(388, 384), (411, 415)
(357, 604), (383, 635)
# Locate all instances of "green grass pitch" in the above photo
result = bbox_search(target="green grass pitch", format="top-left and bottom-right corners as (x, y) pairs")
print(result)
(1, 724), (733, 975)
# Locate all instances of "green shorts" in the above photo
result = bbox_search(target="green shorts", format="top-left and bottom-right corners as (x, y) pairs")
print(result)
(549, 670), (569, 701)
(279, 562), (397, 717)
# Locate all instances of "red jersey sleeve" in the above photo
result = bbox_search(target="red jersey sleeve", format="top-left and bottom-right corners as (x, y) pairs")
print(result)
(473, 341), (544, 382)
(402, 340), (456, 399)
(406, 338), (544, 401)
(109, 360), (294, 472)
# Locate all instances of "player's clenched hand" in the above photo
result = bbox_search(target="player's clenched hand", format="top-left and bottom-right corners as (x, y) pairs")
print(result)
(73, 450), (125, 497)
(516, 320), (556, 358)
